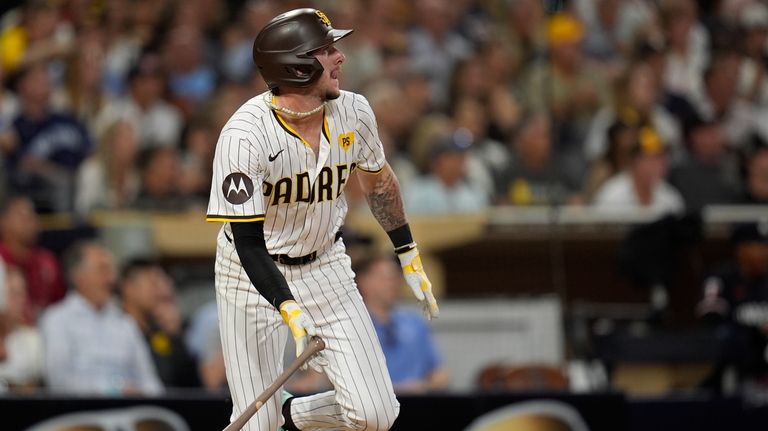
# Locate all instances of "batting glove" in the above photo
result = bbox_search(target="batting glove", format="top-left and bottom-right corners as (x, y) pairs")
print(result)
(397, 246), (440, 320)
(279, 300), (319, 370)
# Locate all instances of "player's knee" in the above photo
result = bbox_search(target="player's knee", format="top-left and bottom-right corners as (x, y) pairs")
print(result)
(344, 398), (399, 431)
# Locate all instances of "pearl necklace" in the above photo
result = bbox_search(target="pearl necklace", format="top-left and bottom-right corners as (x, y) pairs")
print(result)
(265, 93), (325, 118)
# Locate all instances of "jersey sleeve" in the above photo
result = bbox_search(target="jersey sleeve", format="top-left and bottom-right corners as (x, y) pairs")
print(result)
(206, 133), (267, 222)
(353, 94), (386, 174)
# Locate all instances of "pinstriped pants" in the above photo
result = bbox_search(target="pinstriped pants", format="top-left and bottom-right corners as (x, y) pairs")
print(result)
(215, 229), (400, 430)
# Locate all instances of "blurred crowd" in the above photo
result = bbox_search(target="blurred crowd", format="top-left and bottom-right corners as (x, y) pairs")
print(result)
(2, 0), (768, 217)
(1, 0), (768, 398)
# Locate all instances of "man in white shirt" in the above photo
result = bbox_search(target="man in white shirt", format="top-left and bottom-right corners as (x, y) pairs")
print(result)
(40, 241), (162, 396)
(593, 126), (685, 216)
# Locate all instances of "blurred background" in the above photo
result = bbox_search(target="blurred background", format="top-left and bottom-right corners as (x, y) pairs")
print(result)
(1, 0), (768, 429)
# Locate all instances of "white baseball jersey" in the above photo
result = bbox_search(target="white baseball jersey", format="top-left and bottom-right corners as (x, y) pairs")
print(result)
(207, 90), (399, 430)
(206, 90), (385, 256)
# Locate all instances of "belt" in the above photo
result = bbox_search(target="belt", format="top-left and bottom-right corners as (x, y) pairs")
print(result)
(224, 230), (342, 266)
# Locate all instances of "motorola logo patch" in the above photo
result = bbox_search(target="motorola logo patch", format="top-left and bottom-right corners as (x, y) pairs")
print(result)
(222, 173), (255, 204)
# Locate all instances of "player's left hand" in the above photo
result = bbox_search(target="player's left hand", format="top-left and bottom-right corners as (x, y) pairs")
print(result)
(397, 246), (439, 320)
(279, 300), (326, 370)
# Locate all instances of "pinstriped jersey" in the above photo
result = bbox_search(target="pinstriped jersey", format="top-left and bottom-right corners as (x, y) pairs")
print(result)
(206, 90), (385, 257)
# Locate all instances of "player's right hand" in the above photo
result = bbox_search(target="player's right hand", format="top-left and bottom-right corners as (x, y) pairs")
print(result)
(279, 300), (318, 369)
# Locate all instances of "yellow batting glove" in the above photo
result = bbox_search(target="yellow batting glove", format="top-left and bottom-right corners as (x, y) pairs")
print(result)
(397, 246), (440, 320)
(279, 300), (317, 368)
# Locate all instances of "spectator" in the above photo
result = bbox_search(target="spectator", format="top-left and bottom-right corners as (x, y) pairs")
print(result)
(74, 120), (140, 215)
(497, 114), (583, 206)
(0, 1), (73, 74)
(583, 120), (637, 202)
(407, 0), (473, 109)
(452, 95), (509, 202)
(523, 12), (610, 159)
(120, 258), (199, 389)
(185, 300), (226, 392)
(5, 61), (92, 213)
(162, 26), (217, 119)
(57, 30), (108, 132)
(0, 266), (43, 393)
(584, 61), (683, 165)
(689, 52), (753, 150)
(355, 253), (448, 394)
(95, 53), (183, 149)
(736, 1), (768, 106)
(0, 195), (65, 321)
(133, 146), (195, 211)
(740, 143), (768, 204)
(404, 129), (489, 214)
(178, 120), (217, 202)
(659, 0), (709, 103)
(697, 222), (768, 394)
(500, 0), (547, 78)
(40, 241), (163, 395)
(593, 126), (685, 215)
(669, 119), (741, 211)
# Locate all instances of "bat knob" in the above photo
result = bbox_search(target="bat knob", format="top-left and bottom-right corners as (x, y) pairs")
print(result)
(309, 335), (326, 350)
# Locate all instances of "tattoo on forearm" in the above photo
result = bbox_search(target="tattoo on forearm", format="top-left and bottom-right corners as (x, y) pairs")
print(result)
(365, 170), (407, 232)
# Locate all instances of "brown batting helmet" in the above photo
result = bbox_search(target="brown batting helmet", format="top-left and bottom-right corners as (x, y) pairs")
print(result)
(253, 8), (353, 90)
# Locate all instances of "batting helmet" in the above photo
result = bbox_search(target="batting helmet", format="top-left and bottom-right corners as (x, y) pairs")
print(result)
(253, 8), (353, 90)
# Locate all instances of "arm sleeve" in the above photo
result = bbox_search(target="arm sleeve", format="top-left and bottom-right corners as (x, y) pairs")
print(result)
(231, 221), (295, 308)
(353, 94), (386, 174)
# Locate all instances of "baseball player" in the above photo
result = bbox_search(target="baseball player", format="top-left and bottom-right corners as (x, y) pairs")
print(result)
(206, 8), (439, 431)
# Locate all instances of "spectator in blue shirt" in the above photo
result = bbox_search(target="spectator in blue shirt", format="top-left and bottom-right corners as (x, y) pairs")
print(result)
(355, 253), (448, 394)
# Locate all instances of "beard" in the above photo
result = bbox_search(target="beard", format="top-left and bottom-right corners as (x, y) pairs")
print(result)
(324, 86), (341, 101)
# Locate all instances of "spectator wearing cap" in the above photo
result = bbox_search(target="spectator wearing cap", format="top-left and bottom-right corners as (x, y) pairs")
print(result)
(592, 126), (685, 215)
(94, 53), (183, 149)
(522, 12), (610, 159)
(404, 129), (489, 214)
(697, 221), (768, 393)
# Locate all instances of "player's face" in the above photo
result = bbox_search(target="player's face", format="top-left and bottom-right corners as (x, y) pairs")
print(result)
(313, 44), (346, 100)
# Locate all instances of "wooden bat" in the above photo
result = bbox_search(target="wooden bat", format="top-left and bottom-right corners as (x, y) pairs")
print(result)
(223, 336), (326, 431)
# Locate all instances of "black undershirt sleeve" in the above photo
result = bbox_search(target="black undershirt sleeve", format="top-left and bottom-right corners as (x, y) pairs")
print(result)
(230, 221), (294, 309)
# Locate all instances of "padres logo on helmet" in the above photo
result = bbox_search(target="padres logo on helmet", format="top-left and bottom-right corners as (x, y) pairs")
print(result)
(252, 8), (353, 90)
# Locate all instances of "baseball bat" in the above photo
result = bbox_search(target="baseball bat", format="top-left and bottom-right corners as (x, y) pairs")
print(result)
(223, 336), (326, 431)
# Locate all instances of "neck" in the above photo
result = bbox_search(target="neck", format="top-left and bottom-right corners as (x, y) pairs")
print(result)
(268, 92), (325, 120)
(632, 174), (653, 205)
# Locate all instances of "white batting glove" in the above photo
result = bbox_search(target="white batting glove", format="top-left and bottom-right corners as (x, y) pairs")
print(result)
(279, 300), (321, 370)
(397, 246), (440, 320)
